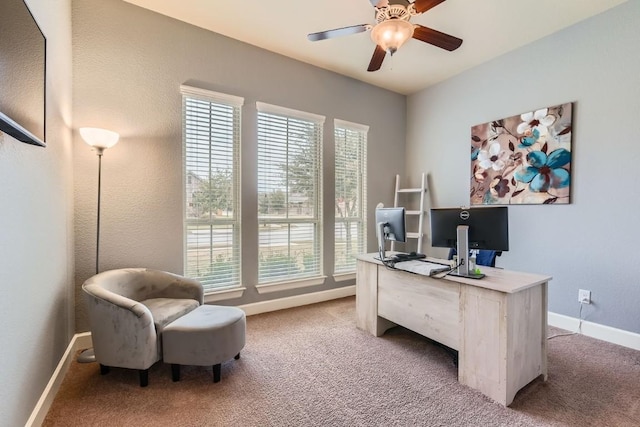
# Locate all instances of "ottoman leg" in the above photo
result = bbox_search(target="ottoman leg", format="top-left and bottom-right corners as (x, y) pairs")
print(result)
(171, 364), (181, 382)
(234, 353), (240, 360)
(213, 364), (221, 383)
(139, 369), (149, 387)
(100, 364), (110, 375)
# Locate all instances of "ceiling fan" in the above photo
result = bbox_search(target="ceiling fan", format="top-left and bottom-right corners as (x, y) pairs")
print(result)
(307, 0), (463, 72)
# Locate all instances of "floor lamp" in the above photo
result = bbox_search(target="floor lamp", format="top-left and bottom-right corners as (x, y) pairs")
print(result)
(77, 127), (119, 364)
(79, 127), (120, 274)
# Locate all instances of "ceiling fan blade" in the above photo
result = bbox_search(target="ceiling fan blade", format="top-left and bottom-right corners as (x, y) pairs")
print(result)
(367, 45), (386, 72)
(412, 24), (463, 51)
(369, 0), (389, 8)
(412, 0), (447, 14)
(307, 24), (370, 42)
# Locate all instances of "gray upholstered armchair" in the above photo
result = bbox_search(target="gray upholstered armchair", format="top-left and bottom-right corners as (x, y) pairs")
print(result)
(82, 268), (203, 386)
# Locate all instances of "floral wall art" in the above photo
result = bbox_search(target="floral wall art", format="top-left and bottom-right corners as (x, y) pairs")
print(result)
(470, 102), (573, 205)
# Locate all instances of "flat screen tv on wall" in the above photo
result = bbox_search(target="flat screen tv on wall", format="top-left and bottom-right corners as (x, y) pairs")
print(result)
(0, 0), (46, 147)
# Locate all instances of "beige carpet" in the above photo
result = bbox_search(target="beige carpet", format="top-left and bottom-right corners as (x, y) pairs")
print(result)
(43, 297), (640, 426)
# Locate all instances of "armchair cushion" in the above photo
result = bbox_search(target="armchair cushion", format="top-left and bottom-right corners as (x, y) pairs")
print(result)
(142, 297), (200, 332)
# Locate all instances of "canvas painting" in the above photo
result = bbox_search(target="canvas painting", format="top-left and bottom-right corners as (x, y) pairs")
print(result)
(470, 102), (572, 205)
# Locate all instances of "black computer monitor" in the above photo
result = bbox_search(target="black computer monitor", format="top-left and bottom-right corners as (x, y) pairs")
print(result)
(375, 207), (406, 260)
(430, 206), (509, 278)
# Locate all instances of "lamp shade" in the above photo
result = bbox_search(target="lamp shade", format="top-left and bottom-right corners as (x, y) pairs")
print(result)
(79, 127), (119, 150)
(370, 19), (415, 55)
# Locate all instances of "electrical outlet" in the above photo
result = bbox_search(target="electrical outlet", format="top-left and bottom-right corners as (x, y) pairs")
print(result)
(578, 289), (591, 304)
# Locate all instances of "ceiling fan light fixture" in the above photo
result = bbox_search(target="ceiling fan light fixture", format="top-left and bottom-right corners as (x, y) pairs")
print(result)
(370, 19), (414, 55)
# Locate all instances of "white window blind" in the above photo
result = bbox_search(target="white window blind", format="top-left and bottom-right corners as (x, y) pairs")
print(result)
(257, 102), (324, 284)
(182, 86), (243, 292)
(334, 119), (368, 273)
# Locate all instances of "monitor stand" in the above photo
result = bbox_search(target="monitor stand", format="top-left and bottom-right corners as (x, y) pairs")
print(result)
(374, 222), (388, 261)
(447, 225), (485, 279)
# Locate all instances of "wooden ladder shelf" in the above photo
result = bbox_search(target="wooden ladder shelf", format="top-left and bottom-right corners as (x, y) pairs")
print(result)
(391, 173), (428, 254)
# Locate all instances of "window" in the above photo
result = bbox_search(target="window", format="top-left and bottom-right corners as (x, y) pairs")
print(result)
(182, 85), (243, 292)
(257, 102), (324, 285)
(334, 120), (368, 274)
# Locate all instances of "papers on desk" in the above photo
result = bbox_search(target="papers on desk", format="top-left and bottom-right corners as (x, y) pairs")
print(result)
(393, 260), (451, 276)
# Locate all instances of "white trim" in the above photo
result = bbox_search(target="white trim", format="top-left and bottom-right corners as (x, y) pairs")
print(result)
(76, 331), (93, 349)
(548, 311), (640, 351)
(180, 85), (244, 107)
(256, 101), (325, 124)
(334, 118), (369, 133)
(204, 286), (246, 303)
(255, 276), (326, 294)
(239, 285), (356, 316)
(333, 272), (356, 282)
(25, 332), (93, 427)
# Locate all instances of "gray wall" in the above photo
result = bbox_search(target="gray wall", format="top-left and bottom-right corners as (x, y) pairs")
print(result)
(406, 1), (640, 334)
(0, 0), (74, 425)
(72, 0), (406, 331)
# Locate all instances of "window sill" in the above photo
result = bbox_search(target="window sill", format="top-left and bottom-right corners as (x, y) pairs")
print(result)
(204, 286), (246, 303)
(256, 276), (327, 294)
(333, 272), (355, 282)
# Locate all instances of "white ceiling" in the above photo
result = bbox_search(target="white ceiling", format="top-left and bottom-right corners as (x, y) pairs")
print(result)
(123, 0), (627, 95)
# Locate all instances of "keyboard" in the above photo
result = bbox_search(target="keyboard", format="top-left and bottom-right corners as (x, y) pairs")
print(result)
(391, 252), (426, 262)
(394, 260), (451, 276)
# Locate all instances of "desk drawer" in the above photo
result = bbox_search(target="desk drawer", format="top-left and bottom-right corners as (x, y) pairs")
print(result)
(378, 267), (460, 350)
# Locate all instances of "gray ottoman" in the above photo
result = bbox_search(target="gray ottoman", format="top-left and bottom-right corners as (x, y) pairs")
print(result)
(162, 305), (246, 383)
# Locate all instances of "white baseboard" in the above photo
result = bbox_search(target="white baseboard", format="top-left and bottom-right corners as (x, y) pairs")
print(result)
(548, 312), (640, 351)
(238, 285), (356, 316)
(25, 332), (93, 427)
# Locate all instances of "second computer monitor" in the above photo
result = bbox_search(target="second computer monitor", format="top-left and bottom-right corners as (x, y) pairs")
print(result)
(430, 206), (509, 252)
(430, 206), (508, 277)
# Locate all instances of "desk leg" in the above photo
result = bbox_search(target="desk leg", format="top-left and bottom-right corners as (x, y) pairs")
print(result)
(459, 283), (547, 406)
(541, 282), (548, 381)
(374, 317), (397, 337)
(356, 261), (395, 336)
(459, 285), (505, 404)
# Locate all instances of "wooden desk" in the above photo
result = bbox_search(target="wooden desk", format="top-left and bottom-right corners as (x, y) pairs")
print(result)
(356, 253), (551, 406)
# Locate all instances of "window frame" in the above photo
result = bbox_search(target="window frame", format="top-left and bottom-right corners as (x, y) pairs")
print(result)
(334, 119), (368, 275)
(181, 85), (244, 295)
(255, 101), (325, 290)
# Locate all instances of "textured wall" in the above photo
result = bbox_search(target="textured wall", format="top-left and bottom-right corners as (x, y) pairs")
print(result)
(72, 0), (406, 332)
(406, 1), (640, 334)
(0, 0), (74, 425)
